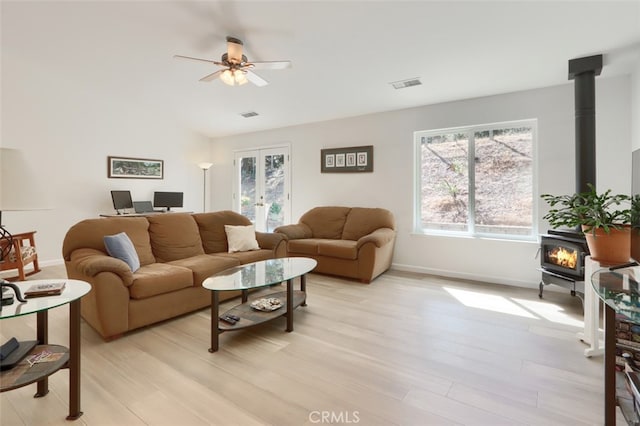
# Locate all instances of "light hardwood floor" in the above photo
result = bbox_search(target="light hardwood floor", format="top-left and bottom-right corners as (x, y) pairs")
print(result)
(0, 265), (617, 425)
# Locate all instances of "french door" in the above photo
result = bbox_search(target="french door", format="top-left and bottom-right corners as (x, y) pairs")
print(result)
(233, 146), (290, 232)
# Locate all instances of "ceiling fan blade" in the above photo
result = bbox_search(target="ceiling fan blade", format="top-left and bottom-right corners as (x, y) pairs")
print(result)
(174, 55), (224, 66)
(245, 70), (269, 87)
(249, 60), (292, 70)
(199, 70), (224, 82)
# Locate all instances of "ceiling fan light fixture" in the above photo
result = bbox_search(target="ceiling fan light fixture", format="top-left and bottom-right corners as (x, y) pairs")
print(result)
(235, 71), (248, 85)
(175, 36), (290, 87)
(220, 69), (248, 86)
(220, 69), (234, 86)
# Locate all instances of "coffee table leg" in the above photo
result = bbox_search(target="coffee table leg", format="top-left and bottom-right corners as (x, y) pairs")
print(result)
(34, 311), (49, 398)
(301, 274), (307, 307)
(286, 279), (294, 332)
(209, 291), (219, 353)
(242, 289), (248, 303)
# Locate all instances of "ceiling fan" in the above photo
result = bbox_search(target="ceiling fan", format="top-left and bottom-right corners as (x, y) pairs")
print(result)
(174, 36), (291, 87)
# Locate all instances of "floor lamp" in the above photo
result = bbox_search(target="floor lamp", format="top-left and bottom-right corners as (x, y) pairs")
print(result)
(198, 162), (213, 213)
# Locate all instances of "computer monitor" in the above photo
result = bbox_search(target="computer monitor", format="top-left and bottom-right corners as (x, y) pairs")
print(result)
(110, 190), (133, 214)
(153, 192), (183, 211)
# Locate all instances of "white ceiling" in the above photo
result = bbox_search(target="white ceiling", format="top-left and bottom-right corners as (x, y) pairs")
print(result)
(3, 1), (640, 138)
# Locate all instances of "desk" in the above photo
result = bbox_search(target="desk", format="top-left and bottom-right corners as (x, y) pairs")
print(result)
(0, 279), (91, 420)
(591, 265), (640, 425)
(99, 211), (192, 217)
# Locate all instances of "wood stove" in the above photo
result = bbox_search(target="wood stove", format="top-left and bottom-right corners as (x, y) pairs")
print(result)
(538, 229), (590, 300)
(537, 55), (601, 301)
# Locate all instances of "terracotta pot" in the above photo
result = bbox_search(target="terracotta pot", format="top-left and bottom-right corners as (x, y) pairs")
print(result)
(582, 225), (631, 265)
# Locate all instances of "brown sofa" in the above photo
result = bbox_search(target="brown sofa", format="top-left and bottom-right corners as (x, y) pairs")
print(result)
(62, 211), (286, 340)
(274, 207), (396, 283)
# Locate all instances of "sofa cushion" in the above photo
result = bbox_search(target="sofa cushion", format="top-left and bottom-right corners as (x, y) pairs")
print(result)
(147, 214), (204, 262)
(287, 238), (324, 255)
(193, 211), (252, 253)
(299, 207), (351, 239)
(225, 224), (260, 252)
(103, 232), (140, 272)
(168, 254), (240, 286)
(342, 207), (396, 241)
(317, 240), (358, 260)
(130, 263), (194, 299)
(62, 217), (156, 266)
(213, 249), (277, 264)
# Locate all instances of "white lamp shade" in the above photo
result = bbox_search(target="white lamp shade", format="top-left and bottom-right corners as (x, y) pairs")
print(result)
(235, 71), (248, 85)
(0, 148), (50, 211)
(198, 162), (213, 170)
(220, 69), (235, 86)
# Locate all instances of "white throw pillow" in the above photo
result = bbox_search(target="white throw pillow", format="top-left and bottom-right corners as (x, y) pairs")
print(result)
(225, 224), (260, 253)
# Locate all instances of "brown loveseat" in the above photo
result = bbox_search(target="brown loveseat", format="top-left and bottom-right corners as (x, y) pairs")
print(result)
(62, 211), (286, 340)
(275, 207), (396, 283)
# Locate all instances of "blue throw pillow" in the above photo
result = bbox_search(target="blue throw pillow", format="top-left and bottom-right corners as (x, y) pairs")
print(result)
(104, 232), (140, 272)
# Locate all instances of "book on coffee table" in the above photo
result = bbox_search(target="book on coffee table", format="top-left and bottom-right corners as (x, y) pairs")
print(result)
(24, 282), (66, 298)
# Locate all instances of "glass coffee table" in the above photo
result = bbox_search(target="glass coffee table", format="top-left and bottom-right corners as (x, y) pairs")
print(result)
(202, 257), (316, 352)
(0, 279), (91, 420)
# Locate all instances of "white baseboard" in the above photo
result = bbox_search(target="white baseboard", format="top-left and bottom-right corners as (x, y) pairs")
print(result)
(0, 258), (65, 280)
(38, 258), (65, 268)
(390, 262), (543, 290)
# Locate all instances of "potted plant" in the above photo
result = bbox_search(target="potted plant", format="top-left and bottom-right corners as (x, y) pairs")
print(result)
(541, 184), (632, 264)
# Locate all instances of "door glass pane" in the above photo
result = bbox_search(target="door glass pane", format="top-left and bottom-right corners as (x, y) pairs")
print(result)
(264, 154), (285, 232)
(474, 126), (533, 235)
(239, 156), (256, 222)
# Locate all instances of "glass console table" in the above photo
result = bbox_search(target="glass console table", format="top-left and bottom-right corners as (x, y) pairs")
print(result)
(591, 265), (640, 425)
(0, 279), (91, 420)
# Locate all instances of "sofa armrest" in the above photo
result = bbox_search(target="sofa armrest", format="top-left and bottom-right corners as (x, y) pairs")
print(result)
(356, 228), (396, 249)
(274, 223), (313, 240)
(255, 232), (286, 250)
(69, 248), (134, 286)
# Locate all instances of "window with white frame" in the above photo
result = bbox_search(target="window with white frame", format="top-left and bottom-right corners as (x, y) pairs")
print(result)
(415, 119), (536, 239)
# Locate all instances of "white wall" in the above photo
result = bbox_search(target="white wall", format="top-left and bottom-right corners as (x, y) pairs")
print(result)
(1, 5), (212, 265)
(211, 75), (632, 288)
(632, 61), (640, 151)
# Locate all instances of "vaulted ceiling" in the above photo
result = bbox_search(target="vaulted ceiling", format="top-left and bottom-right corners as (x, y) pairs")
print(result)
(3, 1), (640, 138)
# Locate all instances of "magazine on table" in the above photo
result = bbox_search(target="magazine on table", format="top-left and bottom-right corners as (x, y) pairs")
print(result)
(24, 282), (66, 298)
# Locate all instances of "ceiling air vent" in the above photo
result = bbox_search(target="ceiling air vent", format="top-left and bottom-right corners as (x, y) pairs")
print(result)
(240, 111), (259, 118)
(390, 78), (422, 90)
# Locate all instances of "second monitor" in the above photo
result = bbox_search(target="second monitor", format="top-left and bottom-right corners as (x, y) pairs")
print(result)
(153, 191), (183, 211)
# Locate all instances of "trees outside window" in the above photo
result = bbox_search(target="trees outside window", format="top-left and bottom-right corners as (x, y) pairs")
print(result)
(415, 120), (536, 239)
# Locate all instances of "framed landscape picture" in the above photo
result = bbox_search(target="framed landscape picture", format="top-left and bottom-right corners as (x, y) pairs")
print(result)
(108, 156), (164, 179)
(321, 145), (373, 173)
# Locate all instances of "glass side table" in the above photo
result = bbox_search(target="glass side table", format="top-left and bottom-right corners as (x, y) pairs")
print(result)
(0, 279), (91, 420)
(591, 265), (640, 426)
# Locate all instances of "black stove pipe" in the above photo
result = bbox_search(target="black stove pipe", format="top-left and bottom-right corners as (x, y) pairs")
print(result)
(568, 54), (602, 193)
